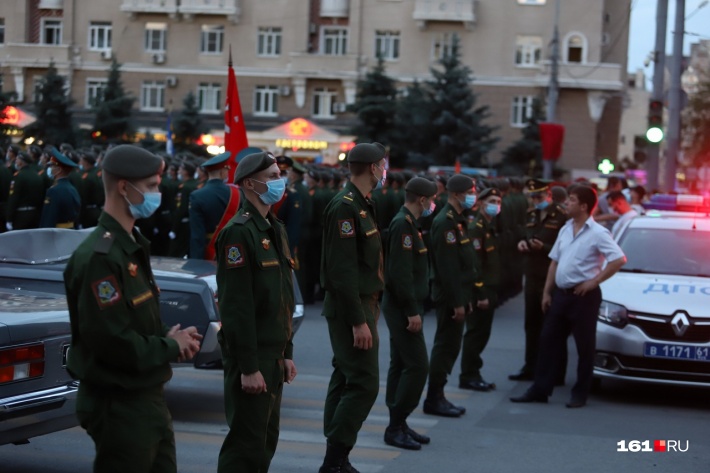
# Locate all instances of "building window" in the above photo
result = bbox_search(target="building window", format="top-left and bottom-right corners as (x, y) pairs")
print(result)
(257, 27), (282, 57)
(41, 19), (63, 45)
(432, 33), (456, 61)
(141, 81), (165, 111)
(322, 28), (348, 56)
(145, 22), (167, 52)
(375, 31), (400, 61)
(198, 83), (222, 114)
(0, 19), (6, 44)
(200, 25), (224, 54)
(312, 88), (337, 119)
(511, 96), (534, 127)
(85, 79), (108, 108)
(254, 85), (279, 116)
(515, 35), (542, 67)
(565, 33), (586, 63)
(88, 22), (112, 51)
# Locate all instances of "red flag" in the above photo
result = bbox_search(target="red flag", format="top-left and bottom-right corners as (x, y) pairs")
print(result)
(539, 123), (565, 161)
(454, 158), (461, 174)
(225, 46), (249, 183)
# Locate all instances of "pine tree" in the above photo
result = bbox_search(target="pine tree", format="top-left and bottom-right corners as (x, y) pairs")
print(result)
(172, 91), (207, 147)
(682, 72), (710, 167)
(390, 81), (435, 169)
(349, 56), (397, 145)
(23, 62), (76, 146)
(426, 34), (498, 168)
(500, 97), (546, 176)
(93, 59), (135, 142)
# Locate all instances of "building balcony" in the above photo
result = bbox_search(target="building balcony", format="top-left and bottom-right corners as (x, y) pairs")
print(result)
(179, 0), (240, 23)
(413, 0), (475, 30)
(38, 0), (63, 9)
(320, 0), (349, 18)
(120, 0), (178, 16)
(0, 43), (71, 68)
(288, 52), (359, 79)
(537, 61), (624, 91)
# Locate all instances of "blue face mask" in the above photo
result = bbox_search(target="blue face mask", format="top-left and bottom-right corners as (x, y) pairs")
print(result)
(485, 203), (501, 216)
(535, 200), (549, 211)
(461, 194), (477, 210)
(252, 178), (286, 205)
(47, 165), (54, 179)
(422, 200), (436, 217)
(79, 165), (84, 172)
(126, 182), (162, 219)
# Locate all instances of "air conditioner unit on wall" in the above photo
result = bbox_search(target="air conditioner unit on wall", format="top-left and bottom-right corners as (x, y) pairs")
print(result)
(166, 76), (178, 87)
(332, 102), (348, 113)
(279, 85), (291, 96)
(152, 53), (166, 64)
(101, 50), (113, 61)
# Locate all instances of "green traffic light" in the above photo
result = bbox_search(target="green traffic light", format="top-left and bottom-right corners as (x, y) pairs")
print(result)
(646, 126), (664, 143)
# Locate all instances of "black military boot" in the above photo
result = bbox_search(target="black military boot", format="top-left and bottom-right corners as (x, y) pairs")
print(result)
(318, 441), (348, 473)
(402, 420), (430, 445)
(422, 384), (462, 418)
(384, 408), (421, 450)
(341, 445), (360, 473)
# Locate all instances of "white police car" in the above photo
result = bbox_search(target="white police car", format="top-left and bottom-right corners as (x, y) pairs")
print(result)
(595, 195), (710, 387)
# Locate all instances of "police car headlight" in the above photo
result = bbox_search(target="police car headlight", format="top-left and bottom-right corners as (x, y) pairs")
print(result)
(598, 301), (628, 328)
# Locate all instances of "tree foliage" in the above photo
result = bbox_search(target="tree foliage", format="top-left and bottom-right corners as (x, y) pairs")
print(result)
(500, 97), (546, 176)
(93, 59), (135, 142)
(349, 56), (398, 146)
(682, 72), (710, 167)
(390, 81), (434, 169)
(24, 62), (76, 146)
(172, 91), (207, 147)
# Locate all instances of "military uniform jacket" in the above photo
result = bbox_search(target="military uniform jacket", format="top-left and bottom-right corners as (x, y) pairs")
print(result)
(39, 178), (81, 228)
(80, 167), (104, 226)
(521, 202), (568, 278)
(172, 178), (198, 232)
(469, 211), (500, 301)
(64, 213), (180, 390)
(321, 181), (384, 326)
(277, 184), (302, 253)
(0, 165), (11, 221)
(215, 199), (295, 375)
(430, 203), (476, 308)
(384, 206), (429, 318)
(7, 166), (45, 226)
(189, 179), (231, 259)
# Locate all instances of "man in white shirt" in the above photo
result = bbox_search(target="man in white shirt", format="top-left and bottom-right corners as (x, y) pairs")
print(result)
(511, 184), (626, 408)
(607, 190), (638, 239)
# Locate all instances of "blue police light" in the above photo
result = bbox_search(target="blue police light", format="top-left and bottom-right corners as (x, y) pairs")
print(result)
(643, 194), (709, 212)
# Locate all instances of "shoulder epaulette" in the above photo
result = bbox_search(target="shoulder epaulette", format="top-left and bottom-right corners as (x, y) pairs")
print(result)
(342, 192), (354, 204)
(234, 212), (253, 225)
(93, 230), (115, 254)
(446, 210), (454, 220)
(405, 215), (413, 224)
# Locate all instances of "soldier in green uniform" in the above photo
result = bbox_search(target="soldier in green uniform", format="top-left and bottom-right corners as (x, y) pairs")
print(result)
(37, 146), (54, 191)
(153, 156), (179, 256)
(383, 177), (437, 451)
(509, 179), (568, 382)
(39, 149), (81, 229)
(189, 152), (236, 260)
(319, 143), (386, 473)
(287, 157), (311, 289)
(459, 187), (503, 392)
(79, 151), (105, 228)
(423, 174), (477, 418)
(0, 147), (12, 233)
(64, 144), (202, 473)
(276, 156), (303, 256)
(302, 167), (322, 304)
(215, 151), (296, 473)
(6, 150), (46, 230)
(169, 161), (198, 257)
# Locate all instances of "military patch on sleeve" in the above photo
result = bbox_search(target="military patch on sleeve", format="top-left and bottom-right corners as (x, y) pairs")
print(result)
(339, 219), (355, 238)
(91, 276), (121, 309)
(473, 239), (482, 250)
(225, 243), (246, 268)
(402, 234), (413, 250)
(445, 230), (457, 245)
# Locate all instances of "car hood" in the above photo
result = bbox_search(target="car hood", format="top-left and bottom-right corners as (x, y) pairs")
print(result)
(0, 322), (8, 345)
(601, 272), (710, 318)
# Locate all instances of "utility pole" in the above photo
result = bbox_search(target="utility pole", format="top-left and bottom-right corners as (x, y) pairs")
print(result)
(664, 0), (685, 192)
(544, 0), (561, 180)
(646, 0), (668, 193)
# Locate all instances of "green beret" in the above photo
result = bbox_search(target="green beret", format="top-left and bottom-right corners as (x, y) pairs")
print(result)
(347, 143), (386, 163)
(479, 187), (502, 201)
(446, 174), (474, 193)
(201, 151), (231, 169)
(50, 148), (79, 168)
(102, 145), (162, 179)
(234, 151), (276, 184)
(405, 177), (437, 197)
(525, 178), (551, 195)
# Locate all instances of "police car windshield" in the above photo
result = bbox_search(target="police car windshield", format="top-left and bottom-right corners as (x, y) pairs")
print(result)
(618, 228), (710, 277)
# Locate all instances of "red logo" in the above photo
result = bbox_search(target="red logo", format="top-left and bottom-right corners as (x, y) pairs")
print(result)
(654, 440), (666, 452)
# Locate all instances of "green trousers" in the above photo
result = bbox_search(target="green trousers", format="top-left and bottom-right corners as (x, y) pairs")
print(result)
(218, 357), (284, 473)
(323, 292), (380, 448)
(76, 384), (176, 473)
(460, 292), (498, 382)
(382, 293), (429, 417)
(428, 303), (465, 387)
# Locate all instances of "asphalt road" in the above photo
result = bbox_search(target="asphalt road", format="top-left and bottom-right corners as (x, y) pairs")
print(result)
(2, 293), (709, 473)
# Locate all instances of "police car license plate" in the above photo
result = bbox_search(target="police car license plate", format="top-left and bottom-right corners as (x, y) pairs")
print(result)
(644, 343), (710, 361)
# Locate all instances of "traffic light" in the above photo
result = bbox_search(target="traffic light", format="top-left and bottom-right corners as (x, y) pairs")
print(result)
(633, 135), (647, 164)
(646, 99), (664, 143)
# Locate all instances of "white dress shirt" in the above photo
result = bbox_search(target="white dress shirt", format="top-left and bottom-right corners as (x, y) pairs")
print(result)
(548, 217), (625, 289)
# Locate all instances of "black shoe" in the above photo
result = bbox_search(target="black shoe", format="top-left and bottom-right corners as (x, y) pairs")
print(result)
(459, 378), (496, 392)
(423, 398), (462, 417)
(384, 426), (422, 450)
(403, 422), (430, 445)
(565, 398), (586, 408)
(319, 467), (342, 473)
(509, 391), (548, 403)
(443, 398), (466, 415)
(341, 459), (359, 473)
(508, 370), (535, 381)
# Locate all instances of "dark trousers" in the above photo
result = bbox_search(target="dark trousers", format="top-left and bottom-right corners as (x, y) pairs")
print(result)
(428, 304), (465, 388)
(523, 277), (568, 379)
(460, 292), (497, 382)
(530, 287), (602, 401)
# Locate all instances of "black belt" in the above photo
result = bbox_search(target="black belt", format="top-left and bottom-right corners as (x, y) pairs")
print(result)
(557, 286), (578, 295)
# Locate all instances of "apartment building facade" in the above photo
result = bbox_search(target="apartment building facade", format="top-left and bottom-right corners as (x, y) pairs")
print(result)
(0, 0), (630, 170)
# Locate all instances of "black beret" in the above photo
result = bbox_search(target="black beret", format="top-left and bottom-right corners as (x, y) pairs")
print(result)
(405, 177), (437, 197)
(180, 161), (197, 175)
(525, 178), (551, 195)
(80, 151), (97, 164)
(435, 174), (448, 186)
(307, 166), (319, 179)
(479, 187), (502, 201)
(17, 151), (32, 163)
(446, 174), (474, 193)
(101, 145), (163, 179)
(29, 145), (42, 158)
(275, 155), (290, 171)
(391, 172), (405, 185)
(8, 144), (21, 156)
(347, 143), (386, 163)
(401, 170), (415, 181)
(234, 151), (276, 184)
